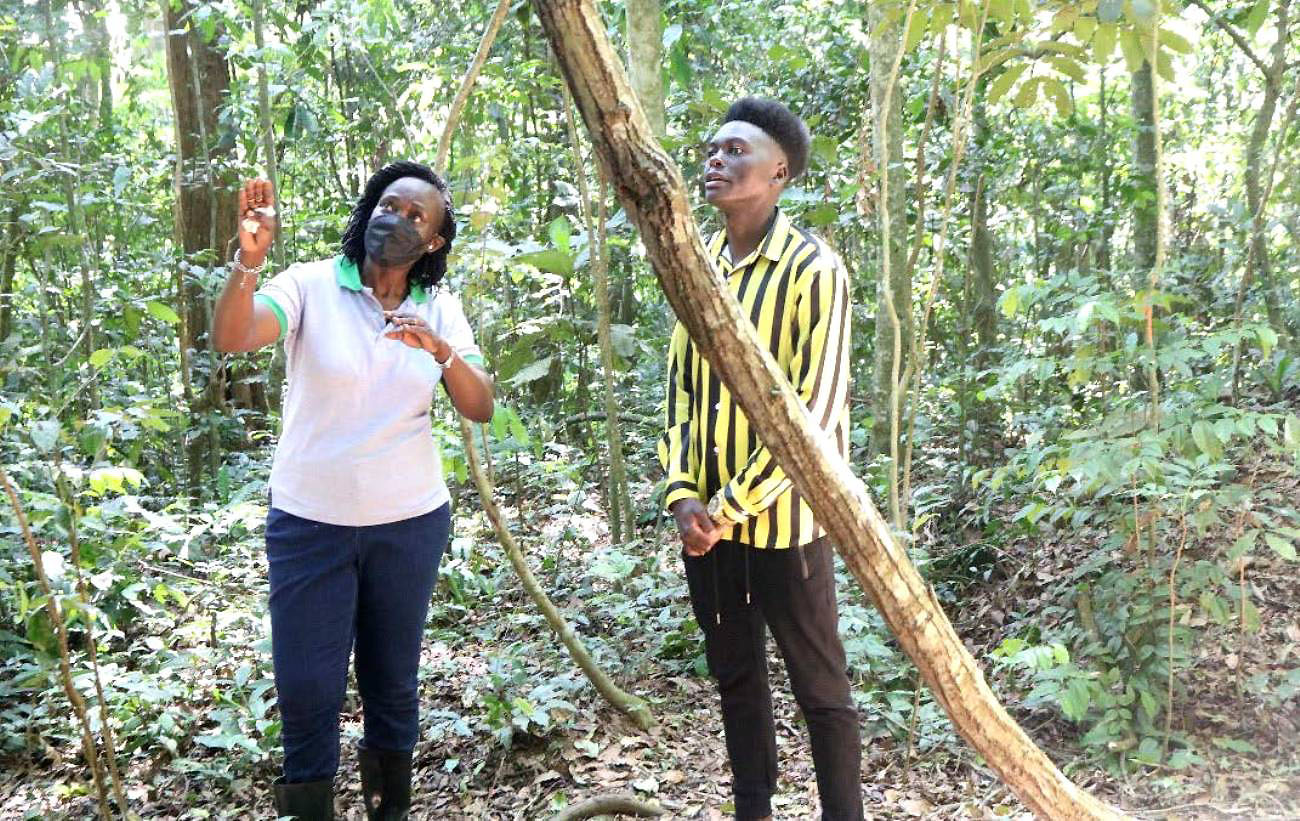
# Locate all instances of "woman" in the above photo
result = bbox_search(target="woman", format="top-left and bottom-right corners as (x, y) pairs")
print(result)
(212, 161), (493, 820)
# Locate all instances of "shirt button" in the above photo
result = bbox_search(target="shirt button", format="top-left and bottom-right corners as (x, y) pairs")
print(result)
(714, 402), (722, 411)
(713, 446), (720, 454)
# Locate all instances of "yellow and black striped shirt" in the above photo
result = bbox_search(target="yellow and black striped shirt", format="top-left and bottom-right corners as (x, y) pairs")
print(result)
(658, 208), (852, 549)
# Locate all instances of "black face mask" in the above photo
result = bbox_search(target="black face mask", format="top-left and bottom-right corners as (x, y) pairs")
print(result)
(364, 213), (428, 266)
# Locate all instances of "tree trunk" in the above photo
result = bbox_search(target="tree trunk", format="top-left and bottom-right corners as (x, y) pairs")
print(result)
(868, 2), (910, 463)
(1131, 60), (1157, 278)
(625, 0), (665, 138)
(162, 0), (237, 497)
(0, 206), (18, 343)
(1097, 66), (1114, 275)
(532, 1), (1124, 817)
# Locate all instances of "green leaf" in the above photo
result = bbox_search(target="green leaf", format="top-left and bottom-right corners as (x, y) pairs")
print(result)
(1074, 17), (1097, 43)
(1159, 29), (1193, 54)
(112, 165), (130, 197)
(1229, 530), (1258, 560)
(928, 2), (954, 35)
(1041, 77), (1073, 117)
(811, 135), (838, 166)
(1093, 23), (1118, 63)
(988, 63), (1028, 104)
(1014, 75), (1040, 108)
(903, 9), (927, 54)
(1257, 415), (1278, 436)
(1119, 30), (1146, 72)
(1264, 532), (1297, 561)
(547, 216), (571, 254)
(1284, 414), (1300, 449)
(1244, 0), (1269, 36)
(1135, 735), (1162, 765)
(89, 348), (113, 368)
(506, 357), (552, 387)
(1212, 736), (1258, 754)
(669, 43), (693, 88)
(146, 300), (181, 325)
(1048, 56), (1086, 83)
(1060, 677), (1091, 721)
(804, 203), (838, 227)
(1257, 325), (1278, 359)
(30, 419), (61, 453)
(999, 286), (1020, 319)
(1191, 421), (1222, 460)
(513, 249), (574, 277)
(988, 0), (1014, 26)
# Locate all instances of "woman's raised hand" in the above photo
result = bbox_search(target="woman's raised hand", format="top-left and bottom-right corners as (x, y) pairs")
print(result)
(237, 178), (278, 264)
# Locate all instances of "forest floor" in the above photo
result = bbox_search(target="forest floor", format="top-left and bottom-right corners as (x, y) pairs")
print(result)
(1, 453), (1298, 820)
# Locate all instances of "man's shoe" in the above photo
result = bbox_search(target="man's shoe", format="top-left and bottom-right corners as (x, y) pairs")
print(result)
(358, 747), (413, 820)
(272, 778), (334, 820)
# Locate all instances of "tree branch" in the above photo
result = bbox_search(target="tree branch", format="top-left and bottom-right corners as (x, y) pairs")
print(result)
(553, 793), (664, 821)
(1188, 0), (1271, 75)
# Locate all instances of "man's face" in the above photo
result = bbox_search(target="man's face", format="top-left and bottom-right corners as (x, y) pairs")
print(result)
(702, 120), (788, 210)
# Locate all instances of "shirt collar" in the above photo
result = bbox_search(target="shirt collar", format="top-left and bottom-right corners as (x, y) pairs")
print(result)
(334, 255), (427, 304)
(711, 208), (792, 273)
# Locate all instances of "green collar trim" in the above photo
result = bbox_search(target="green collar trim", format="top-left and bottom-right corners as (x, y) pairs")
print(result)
(334, 255), (427, 304)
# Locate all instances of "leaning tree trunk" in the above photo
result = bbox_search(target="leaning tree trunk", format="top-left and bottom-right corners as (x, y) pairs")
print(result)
(531, 1), (1124, 817)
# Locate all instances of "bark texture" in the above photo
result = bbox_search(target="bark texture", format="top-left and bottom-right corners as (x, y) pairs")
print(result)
(532, 1), (1125, 817)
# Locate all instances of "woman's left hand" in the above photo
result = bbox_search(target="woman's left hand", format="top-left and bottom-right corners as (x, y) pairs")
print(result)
(383, 312), (452, 361)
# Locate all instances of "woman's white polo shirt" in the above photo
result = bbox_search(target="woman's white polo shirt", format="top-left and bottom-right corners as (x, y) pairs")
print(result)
(254, 255), (483, 527)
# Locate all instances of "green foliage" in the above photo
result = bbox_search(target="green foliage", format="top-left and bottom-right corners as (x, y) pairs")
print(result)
(2, 0), (1300, 809)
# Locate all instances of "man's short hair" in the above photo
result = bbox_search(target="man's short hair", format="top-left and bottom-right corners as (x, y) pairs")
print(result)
(723, 97), (811, 181)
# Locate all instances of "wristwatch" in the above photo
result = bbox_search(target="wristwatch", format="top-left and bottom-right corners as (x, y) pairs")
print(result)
(707, 492), (737, 527)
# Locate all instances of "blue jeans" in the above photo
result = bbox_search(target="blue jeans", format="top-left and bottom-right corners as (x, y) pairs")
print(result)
(265, 504), (449, 783)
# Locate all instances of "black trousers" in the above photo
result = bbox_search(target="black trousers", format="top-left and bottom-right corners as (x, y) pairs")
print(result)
(684, 537), (863, 821)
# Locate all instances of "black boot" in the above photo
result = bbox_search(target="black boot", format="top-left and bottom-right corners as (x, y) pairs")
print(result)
(272, 777), (334, 820)
(358, 747), (412, 820)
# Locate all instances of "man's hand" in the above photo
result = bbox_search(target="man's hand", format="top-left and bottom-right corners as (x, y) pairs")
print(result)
(671, 498), (723, 557)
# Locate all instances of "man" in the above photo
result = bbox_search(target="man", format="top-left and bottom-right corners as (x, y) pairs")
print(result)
(658, 97), (862, 820)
